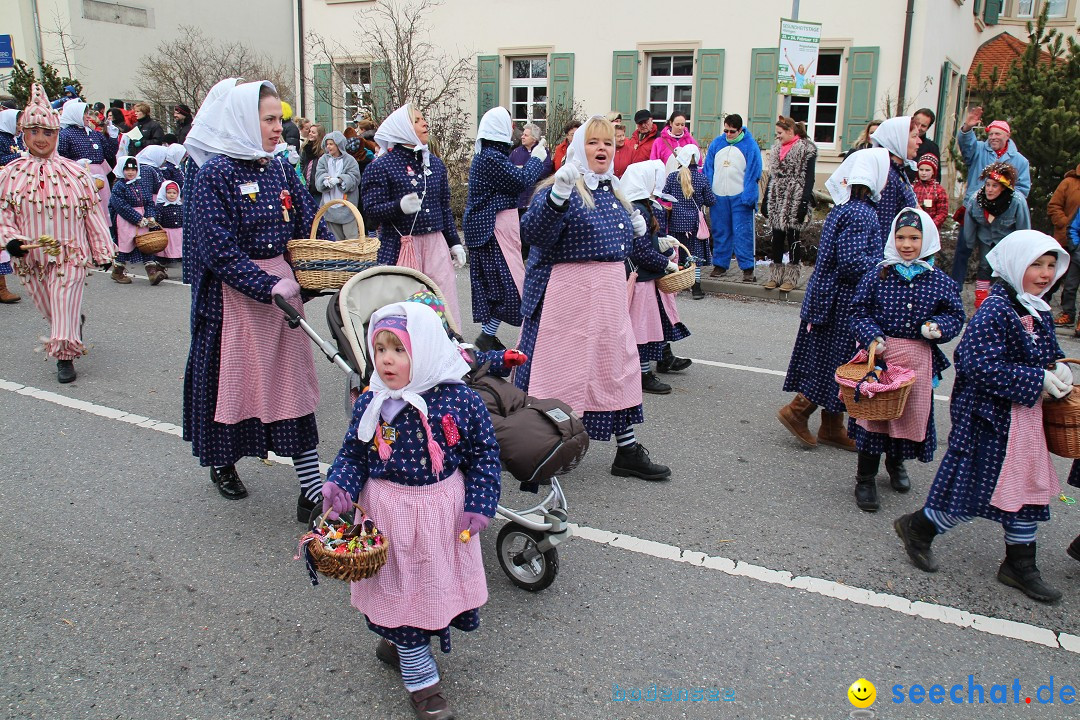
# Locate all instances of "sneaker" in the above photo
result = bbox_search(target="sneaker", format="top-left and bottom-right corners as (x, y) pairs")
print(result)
(641, 371), (671, 394)
(409, 682), (454, 720)
(709, 266), (727, 278)
(1054, 312), (1074, 327)
(611, 443), (671, 481)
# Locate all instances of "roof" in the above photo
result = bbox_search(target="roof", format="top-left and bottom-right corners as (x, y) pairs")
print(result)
(967, 32), (1054, 88)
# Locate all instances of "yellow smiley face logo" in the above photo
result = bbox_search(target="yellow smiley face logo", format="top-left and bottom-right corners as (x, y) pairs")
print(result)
(848, 678), (876, 708)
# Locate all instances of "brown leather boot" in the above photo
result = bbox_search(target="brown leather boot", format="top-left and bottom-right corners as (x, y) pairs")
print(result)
(111, 265), (132, 284)
(0, 275), (19, 303)
(777, 393), (818, 447)
(818, 410), (856, 451)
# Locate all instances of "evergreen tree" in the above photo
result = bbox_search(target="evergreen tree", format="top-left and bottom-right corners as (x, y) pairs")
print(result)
(38, 61), (65, 101)
(8, 59), (35, 107)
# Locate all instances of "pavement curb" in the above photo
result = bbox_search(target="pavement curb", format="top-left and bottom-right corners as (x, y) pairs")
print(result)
(699, 277), (805, 303)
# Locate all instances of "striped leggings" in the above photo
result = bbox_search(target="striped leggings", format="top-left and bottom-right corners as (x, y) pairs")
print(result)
(397, 643), (440, 692)
(923, 507), (1038, 544)
(23, 263), (87, 361)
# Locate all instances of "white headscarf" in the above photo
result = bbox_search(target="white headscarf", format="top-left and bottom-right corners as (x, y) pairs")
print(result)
(474, 106), (513, 155)
(115, 155), (141, 183)
(166, 143), (187, 167)
(871, 116), (916, 170)
(136, 145), (168, 168)
(59, 100), (88, 129)
(882, 207), (940, 269)
(374, 103), (429, 168)
(155, 180), (181, 205)
(0, 109), (18, 135)
(567, 115), (616, 190)
(675, 144), (701, 168)
(825, 147), (891, 205)
(183, 79), (274, 166)
(986, 230), (1070, 317)
(621, 161), (660, 202)
(182, 77), (242, 167)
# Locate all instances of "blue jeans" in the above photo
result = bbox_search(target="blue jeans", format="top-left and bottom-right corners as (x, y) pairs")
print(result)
(710, 195), (756, 271)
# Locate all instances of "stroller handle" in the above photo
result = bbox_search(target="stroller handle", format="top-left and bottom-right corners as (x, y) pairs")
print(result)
(274, 294), (302, 328)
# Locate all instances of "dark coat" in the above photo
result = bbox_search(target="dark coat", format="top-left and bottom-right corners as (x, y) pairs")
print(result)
(130, 116), (166, 152)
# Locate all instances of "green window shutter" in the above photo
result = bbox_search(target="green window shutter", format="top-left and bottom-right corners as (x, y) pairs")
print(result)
(313, 63), (332, 128)
(610, 51), (639, 121)
(747, 48), (779, 146)
(972, 0), (983, 15)
(693, 49), (725, 141)
(549, 53), (575, 115)
(934, 61), (953, 147)
(841, 47), (879, 151)
(477, 55), (499, 121)
(370, 62), (390, 120)
(983, 0), (1002, 24)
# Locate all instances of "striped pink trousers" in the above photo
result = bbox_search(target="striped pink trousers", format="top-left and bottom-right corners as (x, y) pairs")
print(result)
(23, 262), (87, 360)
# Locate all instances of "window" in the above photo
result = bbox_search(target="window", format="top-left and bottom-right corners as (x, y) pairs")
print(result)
(1016, 0), (1035, 16)
(1046, 0), (1068, 16)
(1015, 0), (1066, 17)
(788, 51), (841, 149)
(647, 54), (693, 123)
(510, 57), (548, 133)
(341, 64), (372, 124)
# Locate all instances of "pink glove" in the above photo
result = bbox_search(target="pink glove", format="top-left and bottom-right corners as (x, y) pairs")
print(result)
(321, 482), (353, 521)
(456, 511), (490, 538)
(272, 277), (301, 298)
(503, 349), (528, 367)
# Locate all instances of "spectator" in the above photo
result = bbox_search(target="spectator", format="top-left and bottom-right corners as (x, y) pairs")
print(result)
(911, 154), (948, 229)
(612, 123), (634, 178)
(509, 122), (552, 212)
(649, 110), (698, 171)
(909, 108), (941, 180)
(173, 104), (193, 144)
(962, 162), (1031, 309)
(844, 119), (883, 157)
(629, 109), (659, 164)
(50, 85), (80, 110)
(703, 113), (763, 284)
(552, 119), (581, 171)
(128, 102), (165, 152)
(300, 122), (325, 200)
(314, 131), (363, 241)
(761, 116), (818, 289)
(280, 101), (301, 152)
(1047, 161), (1080, 327)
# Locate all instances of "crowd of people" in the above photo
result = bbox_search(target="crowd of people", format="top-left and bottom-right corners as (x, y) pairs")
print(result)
(3, 78), (1080, 720)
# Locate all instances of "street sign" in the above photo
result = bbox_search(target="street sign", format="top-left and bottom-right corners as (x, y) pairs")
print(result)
(0, 36), (13, 69)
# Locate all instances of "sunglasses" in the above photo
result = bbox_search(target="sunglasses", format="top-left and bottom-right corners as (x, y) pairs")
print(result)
(723, 129), (739, 134)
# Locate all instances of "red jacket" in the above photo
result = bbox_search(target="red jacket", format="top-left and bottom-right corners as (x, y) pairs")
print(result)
(552, 139), (569, 171)
(613, 140), (634, 178)
(629, 126), (658, 165)
(913, 179), (948, 229)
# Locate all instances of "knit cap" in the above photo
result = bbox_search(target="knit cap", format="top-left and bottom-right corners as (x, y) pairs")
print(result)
(916, 153), (938, 172)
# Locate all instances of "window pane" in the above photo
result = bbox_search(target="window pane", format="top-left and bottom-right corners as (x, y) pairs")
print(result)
(816, 105), (837, 124)
(813, 125), (835, 144)
(674, 103), (692, 120)
(532, 103), (547, 121)
(359, 66), (371, 84)
(651, 56), (671, 76)
(532, 59), (548, 78)
(649, 103), (667, 118)
(818, 52), (842, 76)
(673, 85), (693, 103)
(513, 60), (530, 79)
(672, 55), (694, 77)
(511, 104), (527, 122)
(818, 85), (839, 103)
(789, 98), (810, 123)
(1017, 0), (1034, 15)
(513, 86), (528, 102)
(1046, 0), (1066, 16)
(649, 85), (669, 102)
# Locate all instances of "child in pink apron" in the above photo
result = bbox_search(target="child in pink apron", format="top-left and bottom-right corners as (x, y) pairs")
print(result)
(155, 180), (183, 259)
(321, 300), (501, 720)
(847, 208), (964, 512)
(895, 230), (1071, 604)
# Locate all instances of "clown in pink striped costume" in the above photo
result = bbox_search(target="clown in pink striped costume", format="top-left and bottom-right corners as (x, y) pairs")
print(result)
(0, 84), (113, 383)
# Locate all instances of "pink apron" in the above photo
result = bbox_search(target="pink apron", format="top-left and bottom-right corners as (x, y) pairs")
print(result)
(396, 231), (460, 330)
(494, 209), (526, 293)
(160, 227), (183, 259)
(88, 160), (111, 225)
(856, 337), (933, 441)
(350, 471), (487, 630)
(527, 261), (642, 413)
(990, 397), (1061, 512)
(214, 255), (320, 424)
(628, 279), (664, 345)
(116, 205), (152, 254)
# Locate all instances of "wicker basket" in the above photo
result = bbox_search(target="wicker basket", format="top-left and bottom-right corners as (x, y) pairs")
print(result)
(1044, 358), (1080, 458)
(288, 199), (378, 291)
(135, 223), (169, 255)
(655, 241), (696, 294)
(836, 340), (915, 421)
(304, 505), (389, 582)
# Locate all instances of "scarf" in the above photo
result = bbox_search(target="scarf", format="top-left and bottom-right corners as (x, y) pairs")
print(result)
(825, 148), (891, 205)
(976, 186), (1013, 218)
(881, 207), (940, 273)
(155, 180), (181, 205)
(474, 106), (513, 155)
(726, 129), (745, 145)
(183, 80), (275, 164)
(777, 136), (799, 161)
(870, 116), (916, 170)
(182, 77), (242, 167)
(567, 115), (618, 191)
(374, 103), (430, 169)
(620, 160), (663, 202)
(985, 230), (1069, 317)
(59, 101), (89, 132)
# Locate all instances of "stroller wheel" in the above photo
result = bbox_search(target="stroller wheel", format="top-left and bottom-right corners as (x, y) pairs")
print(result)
(496, 524), (559, 592)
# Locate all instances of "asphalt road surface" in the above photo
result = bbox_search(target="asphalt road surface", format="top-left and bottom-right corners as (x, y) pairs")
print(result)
(2, 268), (1078, 720)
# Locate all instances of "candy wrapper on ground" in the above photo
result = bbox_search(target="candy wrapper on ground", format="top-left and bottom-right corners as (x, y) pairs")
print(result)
(296, 505), (389, 585)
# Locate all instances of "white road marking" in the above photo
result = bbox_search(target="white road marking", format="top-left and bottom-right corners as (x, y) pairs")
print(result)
(2, 376), (1072, 654)
(89, 267), (187, 287)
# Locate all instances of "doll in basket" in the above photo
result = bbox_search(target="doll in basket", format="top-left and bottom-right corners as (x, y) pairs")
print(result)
(322, 300), (501, 720)
(846, 208), (964, 512)
(895, 230), (1071, 604)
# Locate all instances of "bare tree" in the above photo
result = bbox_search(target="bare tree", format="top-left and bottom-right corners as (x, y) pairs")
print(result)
(136, 26), (293, 115)
(42, 5), (86, 78)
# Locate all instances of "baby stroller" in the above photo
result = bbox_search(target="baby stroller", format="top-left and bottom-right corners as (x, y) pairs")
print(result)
(275, 266), (585, 591)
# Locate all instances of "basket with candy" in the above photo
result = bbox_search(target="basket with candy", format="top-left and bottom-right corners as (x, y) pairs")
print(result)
(297, 504), (389, 585)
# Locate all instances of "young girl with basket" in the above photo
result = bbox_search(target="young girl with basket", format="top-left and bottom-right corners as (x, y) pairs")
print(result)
(321, 300), (501, 720)
(108, 155), (166, 285)
(846, 208), (964, 512)
(662, 145), (715, 299)
(895, 230), (1071, 604)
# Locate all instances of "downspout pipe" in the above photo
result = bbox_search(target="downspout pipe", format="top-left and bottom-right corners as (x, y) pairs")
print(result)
(31, 0), (46, 67)
(297, 0), (306, 115)
(898, 0), (915, 115)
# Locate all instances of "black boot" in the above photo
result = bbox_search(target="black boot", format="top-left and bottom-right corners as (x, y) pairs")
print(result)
(894, 510), (939, 572)
(375, 638), (401, 672)
(1068, 534), (1080, 563)
(656, 344), (692, 373)
(641, 371), (671, 394)
(885, 456), (911, 493)
(297, 494), (321, 524)
(997, 542), (1062, 603)
(691, 281), (705, 300)
(474, 332), (504, 352)
(611, 443), (671, 481)
(855, 452), (880, 512)
(210, 464), (248, 499)
(56, 359), (76, 384)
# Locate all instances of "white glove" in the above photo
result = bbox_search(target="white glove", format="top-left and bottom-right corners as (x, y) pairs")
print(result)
(1044, 369), (1072, 399)
(137, 217), (150, 228)
(531, 138), (548, 162)
(665, 261), (679, 274)
(920, 322), (942, 340)
(1053, 361), (1074, 387)
(107, 124), (119, 139)
(328, 177), (341, 187)
(657, 235), (677, 252)
(286, 149), (300, 165)
(551, 162), (580, 203)
(450, 244), (466, 269)
(872, 337), (886, 353)
(77, 158), (91, 169)
(631, 210), (648, 238)
(400, 192), (422, 214)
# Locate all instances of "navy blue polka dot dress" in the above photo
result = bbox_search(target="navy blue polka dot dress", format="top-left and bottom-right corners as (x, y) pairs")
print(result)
(182, 155), (330, 467)
(109, 166), (163, 265)
(629, 199), (690, 362)
(876, 164), (917, 238)
(662, 168), (716, 264)
(0, 130), (23, 167)
(58, 125), (117, 165)
(783, 197), (883, 411)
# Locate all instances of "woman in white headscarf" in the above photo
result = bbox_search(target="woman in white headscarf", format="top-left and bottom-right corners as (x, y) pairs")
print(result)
(313, 130), (362, 240)
(896, 230), (1070, 605)
(182, 80), (332, 520)
(846, 207), (964, 512)
(57, 100), (117, 213)
(361, 103), (466, 328)
(778, 148), (892, 452)
(464, 106), (549, 351)
(0, 109), (23, 166)
(517, 115), (672, 481)
(868, 115), (919, 236)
